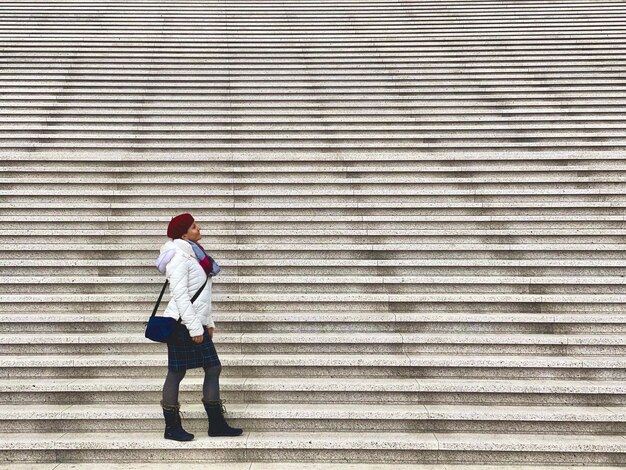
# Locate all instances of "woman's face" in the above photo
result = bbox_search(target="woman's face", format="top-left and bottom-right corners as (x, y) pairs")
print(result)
(182, 222), (202, 242)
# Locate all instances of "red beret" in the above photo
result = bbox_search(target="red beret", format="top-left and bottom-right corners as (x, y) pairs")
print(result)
(167, 213), (194, 239)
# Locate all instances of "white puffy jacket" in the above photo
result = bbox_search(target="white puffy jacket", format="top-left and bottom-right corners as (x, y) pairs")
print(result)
(155, 239), (214, 337)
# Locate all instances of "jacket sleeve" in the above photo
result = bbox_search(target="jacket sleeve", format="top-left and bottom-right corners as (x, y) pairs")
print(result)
(199, 277), (215, 328)
(167, 256), (204, 337)
(202, 280), (215, 329)
(204, 315), (216, 329)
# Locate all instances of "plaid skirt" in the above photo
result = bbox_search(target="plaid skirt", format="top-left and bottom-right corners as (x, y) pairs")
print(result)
(167, 323), (221, 372)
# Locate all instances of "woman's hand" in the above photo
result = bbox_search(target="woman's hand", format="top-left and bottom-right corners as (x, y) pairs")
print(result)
(205, 326), (215, 338)
(192, 335), (204, 344)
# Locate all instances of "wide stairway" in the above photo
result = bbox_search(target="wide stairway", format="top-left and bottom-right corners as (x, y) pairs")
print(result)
(0, 0), (625, 467)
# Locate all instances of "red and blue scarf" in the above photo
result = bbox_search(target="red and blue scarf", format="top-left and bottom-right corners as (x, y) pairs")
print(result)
(187, 241), (221, 277)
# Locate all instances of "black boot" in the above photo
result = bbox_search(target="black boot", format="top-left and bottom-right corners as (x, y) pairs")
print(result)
(202, 399), (243, 437)
(161, 400), (194, 442)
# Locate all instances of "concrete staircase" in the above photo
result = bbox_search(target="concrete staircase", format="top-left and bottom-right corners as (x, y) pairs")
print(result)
(0, 0), (625, 466)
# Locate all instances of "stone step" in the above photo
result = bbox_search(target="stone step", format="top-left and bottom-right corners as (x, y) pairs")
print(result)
(9, 267), (616, 278)
(3, 310), (624, 323)
(2, 203), (625, 214)
(7, 92), (623, 101)
(4, 27), (625, 35)
(0, 118), (594, 128)
(0, 58), (591, 66)
(34, 214), (620, 224)
(8, 110), (626, 119)
(5, 94), (626, 103)
(4, 274), (624, 285)
(3, 24), (623, 28)
(1, 376), (624, 406)
(4, 107), (626, 117)
(0, 464), (251, 470)
(6, 88), (626, 97)
(5, 260), (625, 277)
(5, 258), (624, 267)
(4, 186), (626, 197)
(6, 128), (626, 138)
(11, 40), (615, 47)
(4, 173), (626, 183)
(2, 4), (610, 8)
(2, 403), (625, 434)
(4, 163), (626, 172)
(5, 123), (626, 133)
(3, 28), (623, 34)
(6, 74), (626, 83)
(3, 221), (626, 231)
(4, 10), (622, 15)
(3, 62), (624, 72)
(4, 13), (625, 21)
(1, 242), (622, 253)
(8, 266), (626, 279)
(3, 40), (623, 47)
(13, 82), (610, 92)
(1, 5), (621, 12)
(0, 65), (619, 75)
(5, 36), (623, 43)
(2, 148), (622, 162)
(3, 143), (624, 152)
(2, 55), (625, 64)
(6, 15), (624, 21)
(3, 275), (625, 297)
(0, 165), (622, 180)
(4, 76), (626, 85)
(5, 331), (625, 344)
(2, 230), (624, 244)
(2, 354), (624, 380)
(3, 137), (626, 149)
(5, 19), (625, 25)
(3, 56), (624, 66)
(2, 311), (625, 334)
(10, 210), (624, 220)
(3, 292), (625, 307)
(0, 464), (619, 470)
(5, 125), (626, 136)
(4, 213), (626, 222)
(3, 4), (611, 8)
(3, 59), (625, 69)
(0, 234), (624, 246)
(1, 9), (622, 16)
(6, 37), (623, 43)
(3, 30), (626, 39)
(8, 302), (622, 316)
(5, 97), (626, 105)
(8, 78), (626, 87)
(0, 81), (621, 92)
(3, 190), (624, 200)
(8, 236), (626, 247)
(0, 431), (623, 464)
(1, 332), (624, 355)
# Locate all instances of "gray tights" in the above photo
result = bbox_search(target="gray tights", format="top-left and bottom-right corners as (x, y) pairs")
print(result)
(162, 365), (222, 406)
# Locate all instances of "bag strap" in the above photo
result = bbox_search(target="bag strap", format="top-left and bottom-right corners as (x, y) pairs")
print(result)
(191, 277), (208, 303)
(151, 281), (169, 318)
(151, 277), (209, 320)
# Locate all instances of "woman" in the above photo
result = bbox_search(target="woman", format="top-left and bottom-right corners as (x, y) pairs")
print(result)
(155, 213), (243, 441)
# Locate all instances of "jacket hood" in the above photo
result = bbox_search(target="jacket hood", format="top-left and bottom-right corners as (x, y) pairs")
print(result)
(155, 239), (196, 273)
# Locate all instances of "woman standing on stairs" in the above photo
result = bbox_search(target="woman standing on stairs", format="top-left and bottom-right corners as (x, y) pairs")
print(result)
(154, 213), (243, 441)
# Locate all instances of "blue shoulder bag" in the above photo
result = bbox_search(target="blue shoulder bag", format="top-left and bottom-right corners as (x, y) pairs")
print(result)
(145, 278), (208, 343)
